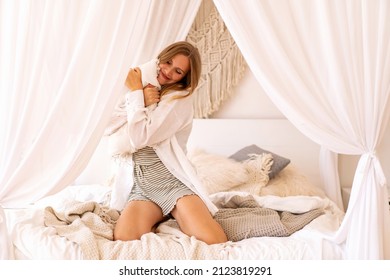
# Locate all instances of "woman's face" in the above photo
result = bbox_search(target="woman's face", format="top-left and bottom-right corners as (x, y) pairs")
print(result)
(157, 54), (190, 86)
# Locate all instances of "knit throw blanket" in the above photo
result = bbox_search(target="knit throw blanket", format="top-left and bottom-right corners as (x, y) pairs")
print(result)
(44, 201), (222, 260)
(44, 195), (323, 259)
(213, 195), (323, 241)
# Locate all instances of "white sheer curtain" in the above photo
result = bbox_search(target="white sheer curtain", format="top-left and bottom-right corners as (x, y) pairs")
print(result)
(214, 0), (390, 259)
(0, 0), (201, 259)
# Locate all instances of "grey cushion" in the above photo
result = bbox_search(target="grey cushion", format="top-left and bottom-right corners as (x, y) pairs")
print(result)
(229, 144), (290, 179)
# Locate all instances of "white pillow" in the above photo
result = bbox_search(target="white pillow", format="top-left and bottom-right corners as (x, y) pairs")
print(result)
(188, 149), (249, 195)
(260, 164), (326, 197)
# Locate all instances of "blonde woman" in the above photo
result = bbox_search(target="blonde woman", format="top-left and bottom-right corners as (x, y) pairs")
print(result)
(113, 41), (227, 245)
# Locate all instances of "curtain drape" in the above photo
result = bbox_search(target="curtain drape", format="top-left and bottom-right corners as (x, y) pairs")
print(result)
(214, 0), (390, 259)
(0, 0), (201, 259)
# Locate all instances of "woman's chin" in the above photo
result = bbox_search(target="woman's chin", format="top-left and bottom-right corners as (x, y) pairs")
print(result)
(158, 79), (173, 86)
(157, 77), (166, 85)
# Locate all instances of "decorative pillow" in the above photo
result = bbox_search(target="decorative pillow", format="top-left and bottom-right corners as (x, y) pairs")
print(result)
(188, 149), (249, 195)
(260, 164), (326, 197)
(229, 144), (290, 179)
(232, 153), (273, 195)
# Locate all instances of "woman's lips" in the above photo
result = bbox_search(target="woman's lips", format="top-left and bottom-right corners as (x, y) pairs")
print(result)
(159, 71), (169, 82)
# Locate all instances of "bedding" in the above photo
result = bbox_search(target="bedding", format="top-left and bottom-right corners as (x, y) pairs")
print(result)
(38, 193), (323, 259)
(4, 161), (344, 260)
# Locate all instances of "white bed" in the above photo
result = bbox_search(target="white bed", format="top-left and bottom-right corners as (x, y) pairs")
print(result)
(4, 119), (346, 260)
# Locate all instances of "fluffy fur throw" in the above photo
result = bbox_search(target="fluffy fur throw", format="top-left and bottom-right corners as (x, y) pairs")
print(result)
(188, 149), (272, 195)
(232, 153), (273, 194)
(188, 149), (249, 194)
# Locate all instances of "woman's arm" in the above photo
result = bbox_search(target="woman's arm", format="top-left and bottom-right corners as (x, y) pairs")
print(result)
(126, 67), (160, 107)
(125, 91), (193, 149)
(125, 68), (142, 91)
(143, 85), (161, 107)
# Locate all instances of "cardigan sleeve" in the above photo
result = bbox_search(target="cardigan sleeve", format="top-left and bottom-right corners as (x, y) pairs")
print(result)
(125, 90), (193, 150)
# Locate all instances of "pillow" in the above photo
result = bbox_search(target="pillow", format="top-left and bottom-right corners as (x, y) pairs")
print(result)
(188, 149), (249, 195)
(232, 153), (273, 195)
(260, 164), (326, 197)
(107, 123), (136, 159)
(229, 144), (290, 179)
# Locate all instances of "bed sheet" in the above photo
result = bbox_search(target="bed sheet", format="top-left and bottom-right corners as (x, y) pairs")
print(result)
(5, 184), (345, 260)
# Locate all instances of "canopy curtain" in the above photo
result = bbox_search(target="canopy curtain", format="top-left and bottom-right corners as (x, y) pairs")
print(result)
(0, 0), (201, 259)
(214, 0), (390, 259)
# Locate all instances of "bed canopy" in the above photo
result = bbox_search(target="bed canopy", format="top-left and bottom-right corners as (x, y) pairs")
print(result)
(0, 0), (389, 260)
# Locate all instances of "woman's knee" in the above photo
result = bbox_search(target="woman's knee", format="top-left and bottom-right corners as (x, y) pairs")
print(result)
(172, 195), (228, 244)
(201, 227), (228, 245)
(113, 200), (163, 241)
(113, 225), (145, 241)
(181, 217), (227, 245)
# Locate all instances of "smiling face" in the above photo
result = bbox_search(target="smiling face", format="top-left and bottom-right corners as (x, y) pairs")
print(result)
(156, 41), (201, 94)
(157, 54), (190, 86)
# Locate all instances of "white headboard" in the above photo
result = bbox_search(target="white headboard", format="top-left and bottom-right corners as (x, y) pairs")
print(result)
(187, 119), (323, 189)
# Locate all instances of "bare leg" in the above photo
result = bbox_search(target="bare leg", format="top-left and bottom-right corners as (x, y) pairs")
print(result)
(171, 195), (228, 245)
(113, 200), (164, 241)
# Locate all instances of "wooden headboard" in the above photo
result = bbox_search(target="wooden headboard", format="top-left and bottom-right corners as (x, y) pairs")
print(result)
(187, 119), (323, 189)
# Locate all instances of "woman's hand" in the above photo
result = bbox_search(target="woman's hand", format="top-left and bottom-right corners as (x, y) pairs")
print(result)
(143, 84), (160, 106)
(125, 67), (142, 91)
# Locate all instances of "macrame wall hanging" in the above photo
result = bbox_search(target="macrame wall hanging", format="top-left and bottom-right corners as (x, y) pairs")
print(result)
(186, 0), (247, 118)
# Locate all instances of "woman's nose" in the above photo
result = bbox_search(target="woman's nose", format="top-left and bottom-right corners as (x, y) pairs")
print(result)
(165, 67), (173, 78)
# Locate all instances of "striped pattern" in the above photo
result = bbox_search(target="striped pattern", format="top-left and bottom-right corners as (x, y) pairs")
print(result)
(128, 146), (195, 216)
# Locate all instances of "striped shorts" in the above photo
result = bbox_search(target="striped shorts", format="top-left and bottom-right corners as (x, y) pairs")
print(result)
(128, 146), (195, 216)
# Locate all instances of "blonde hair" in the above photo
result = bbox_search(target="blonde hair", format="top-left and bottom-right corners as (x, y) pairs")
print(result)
(157, 41), (201, 99)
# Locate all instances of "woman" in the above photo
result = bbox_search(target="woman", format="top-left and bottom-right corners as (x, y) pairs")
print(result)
(113, 41), (228, 245)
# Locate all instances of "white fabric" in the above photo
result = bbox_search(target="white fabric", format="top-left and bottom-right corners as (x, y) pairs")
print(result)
(0, 0), (201, 206)
(0, 0), (201, 259)
(137, 58), (161, 90)
(214, 0), (390, 259)
(0, 207), (14, 260)
(319, 148), (344, 210)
